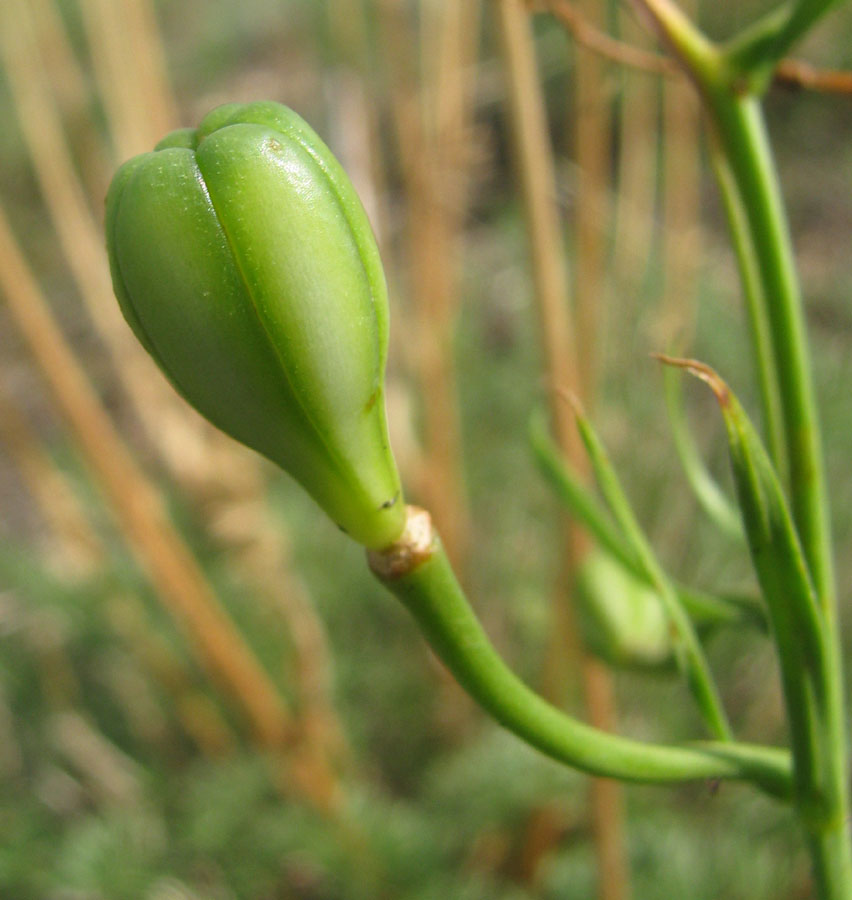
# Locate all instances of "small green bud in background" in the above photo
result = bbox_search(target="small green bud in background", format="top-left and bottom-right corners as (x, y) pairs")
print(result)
(576, 550), (673, 670)
(106, 101), (405, 548)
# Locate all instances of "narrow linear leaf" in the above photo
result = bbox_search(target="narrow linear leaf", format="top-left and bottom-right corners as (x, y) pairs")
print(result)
(566, 395), (733, 741)
(657, 356), (825, 673)
(657, 355), (829, 796)
(662, 361), (745, 542)
(531, 409), (766, 633)
(707, 140), (786, 475)
(529, 410), (641, 574)
(676, 585), (766, 632)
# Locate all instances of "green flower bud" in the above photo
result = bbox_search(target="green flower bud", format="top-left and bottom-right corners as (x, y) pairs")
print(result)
(576, 550), (672, 670)
(106, 101), (404, 548)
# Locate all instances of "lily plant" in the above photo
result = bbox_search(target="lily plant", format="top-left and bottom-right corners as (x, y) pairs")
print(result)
(105, 1), (852, 894)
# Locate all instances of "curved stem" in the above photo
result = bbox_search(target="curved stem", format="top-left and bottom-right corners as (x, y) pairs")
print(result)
(368, 507), (792, 798)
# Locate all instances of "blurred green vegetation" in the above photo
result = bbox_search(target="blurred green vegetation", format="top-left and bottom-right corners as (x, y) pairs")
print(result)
(2, 0), (852, 897)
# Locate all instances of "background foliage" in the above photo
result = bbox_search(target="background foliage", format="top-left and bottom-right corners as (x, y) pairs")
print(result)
(2, 0), (852, 896)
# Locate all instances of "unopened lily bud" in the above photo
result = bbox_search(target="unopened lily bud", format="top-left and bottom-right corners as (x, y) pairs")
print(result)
(106, 101), (404, 548)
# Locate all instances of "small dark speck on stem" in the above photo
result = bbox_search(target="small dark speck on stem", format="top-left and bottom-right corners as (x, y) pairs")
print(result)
(380, 492), (399, 511)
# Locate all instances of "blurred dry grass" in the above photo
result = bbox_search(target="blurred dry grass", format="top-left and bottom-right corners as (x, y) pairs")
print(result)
(1, 1), (851, 898)
(0, 0), (351, 818)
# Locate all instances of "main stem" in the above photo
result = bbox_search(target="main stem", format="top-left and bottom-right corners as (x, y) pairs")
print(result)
(627, 3), (850, 893)
(706, 58), (851, 900)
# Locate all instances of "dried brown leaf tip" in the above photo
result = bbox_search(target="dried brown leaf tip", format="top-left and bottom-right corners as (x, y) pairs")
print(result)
(652, 354), (731, 408)
(553, 384), (585, 417)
